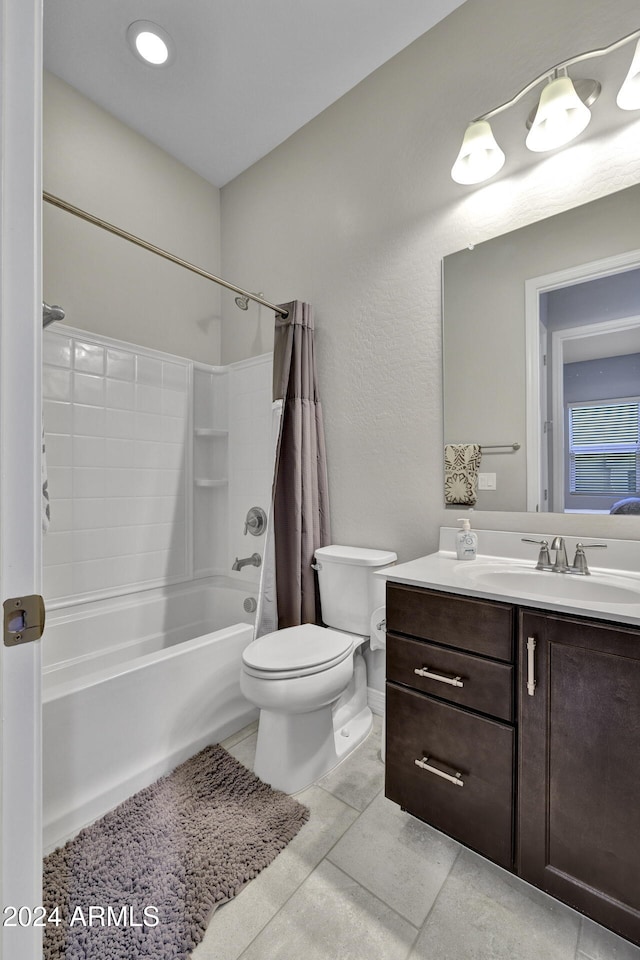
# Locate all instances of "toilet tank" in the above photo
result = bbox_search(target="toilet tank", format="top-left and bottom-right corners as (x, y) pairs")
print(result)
(314, 545), (397, 635)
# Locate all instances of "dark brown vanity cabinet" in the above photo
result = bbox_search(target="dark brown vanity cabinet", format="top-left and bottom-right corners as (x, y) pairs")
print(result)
(518, 610), (640, 946)
(385, 583), (516, 870)
(385, 581), (640, 947)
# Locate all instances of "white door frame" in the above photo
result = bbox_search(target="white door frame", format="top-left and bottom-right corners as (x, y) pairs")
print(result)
(0, 1), (43, 958)
(524, 247), (640, 513)
(538, 321), (549, 512)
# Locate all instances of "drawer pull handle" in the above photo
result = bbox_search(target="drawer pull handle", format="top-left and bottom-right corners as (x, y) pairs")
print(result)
(415, 756), (464, 787)
(526, 636), (536, 697)
(414, 667), (464, 688)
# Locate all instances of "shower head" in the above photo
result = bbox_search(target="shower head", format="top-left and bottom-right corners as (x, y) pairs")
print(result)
(43, 302), (66, 327)
(234, 292), (263, 312)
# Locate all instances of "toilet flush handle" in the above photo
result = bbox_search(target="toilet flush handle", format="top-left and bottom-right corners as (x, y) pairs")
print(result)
(311, 561), (322, 571)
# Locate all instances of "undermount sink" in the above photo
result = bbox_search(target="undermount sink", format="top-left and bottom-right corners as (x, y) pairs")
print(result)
(455, 562), (640, 605)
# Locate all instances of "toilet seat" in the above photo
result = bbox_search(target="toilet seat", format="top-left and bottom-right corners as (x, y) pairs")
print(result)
(242, 624), (354, 680)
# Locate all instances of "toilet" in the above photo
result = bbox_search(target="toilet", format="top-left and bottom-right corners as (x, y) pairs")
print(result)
(240, 544), (396, 794)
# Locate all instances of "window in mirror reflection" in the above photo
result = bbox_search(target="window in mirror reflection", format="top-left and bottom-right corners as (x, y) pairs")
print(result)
(568, 399), (639, 509)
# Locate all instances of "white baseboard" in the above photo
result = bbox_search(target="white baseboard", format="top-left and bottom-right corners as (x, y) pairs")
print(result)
(367, 686), (385, 717)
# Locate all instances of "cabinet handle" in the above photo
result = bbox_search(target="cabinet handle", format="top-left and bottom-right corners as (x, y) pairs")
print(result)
(415, 756), (464, 787)
(526, 636), (537, 696)
(414, 666), (464, 688)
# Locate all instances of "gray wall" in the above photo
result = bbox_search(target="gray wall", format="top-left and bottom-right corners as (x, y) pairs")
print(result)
(547, 268), (640, 330)
(44, 72), (222, 363)
(564, 353), (640, 404)
(220, 0), (640, 560)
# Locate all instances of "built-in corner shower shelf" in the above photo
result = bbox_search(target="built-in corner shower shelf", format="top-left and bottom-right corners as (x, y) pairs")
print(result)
(194, 428), (228, 437)
(194, 478), (228, 488)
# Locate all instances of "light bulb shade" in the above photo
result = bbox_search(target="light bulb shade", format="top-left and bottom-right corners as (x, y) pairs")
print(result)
(451, 120), (506, 185)
(525, 76), (591, 152)
(617, 38), (640, 110)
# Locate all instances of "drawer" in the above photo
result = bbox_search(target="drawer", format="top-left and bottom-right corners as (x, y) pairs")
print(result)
(387, 633), (514, 722)
(385, 682), (514, 869)
(386, 582), (514, 662)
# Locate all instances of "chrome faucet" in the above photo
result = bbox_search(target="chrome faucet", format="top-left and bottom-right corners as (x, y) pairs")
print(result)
(550, 536), (570, 573)
(232, 552), (262, 572)
(522, 537), (607, 574)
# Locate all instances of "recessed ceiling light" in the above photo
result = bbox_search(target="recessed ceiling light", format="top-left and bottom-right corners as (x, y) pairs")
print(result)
(127, 21), (174, 67)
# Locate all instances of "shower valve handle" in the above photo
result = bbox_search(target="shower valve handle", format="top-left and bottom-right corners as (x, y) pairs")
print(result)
(244, 506), (267, 537)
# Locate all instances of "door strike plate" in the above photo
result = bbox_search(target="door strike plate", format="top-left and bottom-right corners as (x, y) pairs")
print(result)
(3, 595), (45, 647)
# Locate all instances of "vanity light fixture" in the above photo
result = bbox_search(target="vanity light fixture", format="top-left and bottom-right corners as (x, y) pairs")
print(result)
(127, 21), (175, 67)
(451, 28), (640, 185)
(525, 72), (593, 153)
(451, 120), (506, 185)
(617, 38), (640, 110)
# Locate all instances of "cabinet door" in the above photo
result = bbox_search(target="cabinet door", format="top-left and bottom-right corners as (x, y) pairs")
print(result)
(518, 611), (640, 946)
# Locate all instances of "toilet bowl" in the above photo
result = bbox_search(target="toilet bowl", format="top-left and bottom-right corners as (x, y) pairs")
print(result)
(241, 623), (369, 793)
(240, 544), (396, 794)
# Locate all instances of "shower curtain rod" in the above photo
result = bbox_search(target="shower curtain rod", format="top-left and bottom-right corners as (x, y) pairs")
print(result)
(42, 191), (289, 319)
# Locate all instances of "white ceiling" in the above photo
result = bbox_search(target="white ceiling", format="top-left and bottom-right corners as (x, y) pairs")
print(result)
(44, 0), (468, 187)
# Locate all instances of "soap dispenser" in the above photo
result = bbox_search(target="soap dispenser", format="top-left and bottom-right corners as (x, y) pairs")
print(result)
(456, 518), (478, 561)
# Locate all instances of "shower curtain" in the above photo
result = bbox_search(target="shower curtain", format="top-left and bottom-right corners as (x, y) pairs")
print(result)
(262, 301), (330, 631)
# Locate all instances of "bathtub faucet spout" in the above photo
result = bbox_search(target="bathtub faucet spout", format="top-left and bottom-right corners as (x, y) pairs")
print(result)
(232, 553), (262, 572)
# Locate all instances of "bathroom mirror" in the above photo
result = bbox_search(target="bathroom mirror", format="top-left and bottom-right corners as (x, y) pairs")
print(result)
(442, 183), (640, 515)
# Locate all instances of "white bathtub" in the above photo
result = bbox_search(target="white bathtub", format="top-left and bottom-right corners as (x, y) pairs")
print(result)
(42, 578), (258, 853)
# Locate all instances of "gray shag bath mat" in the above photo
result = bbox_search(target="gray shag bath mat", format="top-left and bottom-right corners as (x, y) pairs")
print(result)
(43, 744), (309, 960)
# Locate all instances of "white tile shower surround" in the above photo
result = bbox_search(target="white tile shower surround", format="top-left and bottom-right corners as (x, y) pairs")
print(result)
(43, 328), (191, 603)
(43, 325), (273, 605)
(195, 716), (640, 960)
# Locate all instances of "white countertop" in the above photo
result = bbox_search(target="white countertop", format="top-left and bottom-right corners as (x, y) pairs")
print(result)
(375, 528), (640, 627)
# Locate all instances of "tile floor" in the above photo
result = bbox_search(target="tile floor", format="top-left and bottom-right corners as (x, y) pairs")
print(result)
(193, 715), (640, 960)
